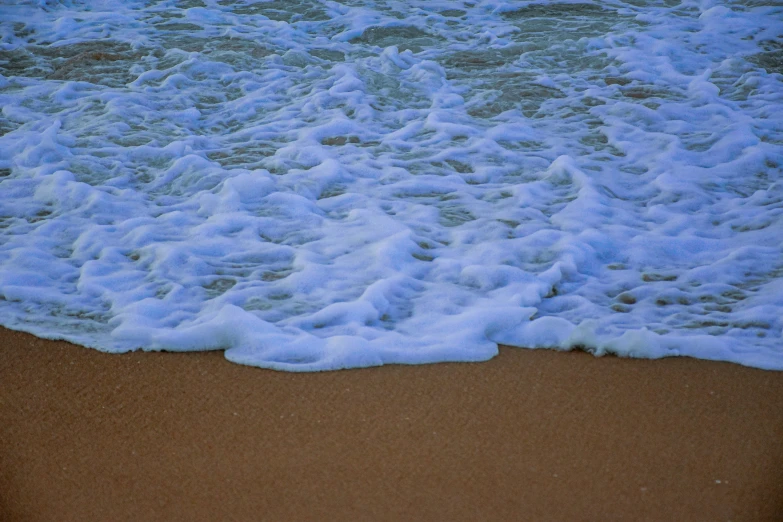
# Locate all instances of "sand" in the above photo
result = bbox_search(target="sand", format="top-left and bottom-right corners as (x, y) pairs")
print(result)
(1, 326), (782, 521)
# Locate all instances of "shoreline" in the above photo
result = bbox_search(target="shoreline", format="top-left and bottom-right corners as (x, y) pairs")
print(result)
(2, 326), (782, 521)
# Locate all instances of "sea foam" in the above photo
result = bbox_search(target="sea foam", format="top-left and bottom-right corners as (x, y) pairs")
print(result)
(0, 0), (781, 370)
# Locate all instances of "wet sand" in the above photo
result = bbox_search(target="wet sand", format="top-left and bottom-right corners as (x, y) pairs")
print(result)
(1, 326), (782, 521)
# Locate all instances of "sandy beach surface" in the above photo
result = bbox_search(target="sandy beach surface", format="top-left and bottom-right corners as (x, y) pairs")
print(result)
(1, 326), (782, 521)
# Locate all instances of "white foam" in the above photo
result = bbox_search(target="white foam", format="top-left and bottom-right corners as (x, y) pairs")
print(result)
(0, 0), (781, 371)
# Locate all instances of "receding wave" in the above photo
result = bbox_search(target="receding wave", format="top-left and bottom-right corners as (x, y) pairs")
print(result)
(0, 0), (781, 371)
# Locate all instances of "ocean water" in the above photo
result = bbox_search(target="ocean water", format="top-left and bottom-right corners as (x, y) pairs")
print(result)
(0, 0), (781, 371)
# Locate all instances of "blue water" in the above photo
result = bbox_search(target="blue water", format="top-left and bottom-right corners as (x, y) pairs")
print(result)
(1, 0), (782, 370)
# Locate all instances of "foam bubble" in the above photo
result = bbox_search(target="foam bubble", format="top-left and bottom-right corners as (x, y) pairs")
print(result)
(0, 0), (781, 370)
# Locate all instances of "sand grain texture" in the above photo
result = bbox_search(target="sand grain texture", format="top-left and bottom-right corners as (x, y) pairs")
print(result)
(1, 327), (782, 521)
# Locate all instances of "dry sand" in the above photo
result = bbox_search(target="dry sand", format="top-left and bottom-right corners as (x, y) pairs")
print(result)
(1, 326), (782, 521)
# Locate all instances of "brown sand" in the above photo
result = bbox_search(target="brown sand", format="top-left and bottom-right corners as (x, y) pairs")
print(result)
(1, 326), (782, 521)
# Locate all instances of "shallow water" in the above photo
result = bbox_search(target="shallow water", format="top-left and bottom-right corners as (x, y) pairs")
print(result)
(1, 0), (781, 370)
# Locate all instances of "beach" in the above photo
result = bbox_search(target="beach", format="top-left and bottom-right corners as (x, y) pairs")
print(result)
(2, 326), (782, 521)
(2, 2), (783, 519)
